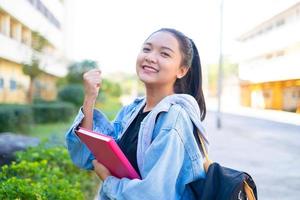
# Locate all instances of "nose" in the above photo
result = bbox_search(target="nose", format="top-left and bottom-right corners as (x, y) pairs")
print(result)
(145, 52), (156, 63)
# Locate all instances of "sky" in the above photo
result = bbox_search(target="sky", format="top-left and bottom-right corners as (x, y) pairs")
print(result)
(64, 0), (299, 75)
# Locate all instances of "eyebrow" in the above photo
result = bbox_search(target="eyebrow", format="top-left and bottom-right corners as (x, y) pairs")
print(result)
(144, 42), (175, 53)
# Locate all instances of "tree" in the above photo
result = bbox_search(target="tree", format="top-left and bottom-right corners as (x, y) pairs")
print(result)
(23, 58), (42, 103)
(100, 79), (121, 98)
(59, 59), (123, 105)
(57, 60), (98, 106)
(22, 31), (49, 103)
(66, 60), (98, 84)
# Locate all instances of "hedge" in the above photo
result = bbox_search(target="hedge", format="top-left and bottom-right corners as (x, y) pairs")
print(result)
(0, 102), (75, 133)
(0, 143), (99, 200)
(0, 104), (33, 133)
(32, 102), (75, 124)
(58, 84), (84, 107)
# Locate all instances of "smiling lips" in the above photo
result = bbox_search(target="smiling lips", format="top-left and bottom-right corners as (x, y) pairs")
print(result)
(142, 65), (159, 73)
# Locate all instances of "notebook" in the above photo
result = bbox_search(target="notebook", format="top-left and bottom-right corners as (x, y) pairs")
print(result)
(76, 127), (141, 179)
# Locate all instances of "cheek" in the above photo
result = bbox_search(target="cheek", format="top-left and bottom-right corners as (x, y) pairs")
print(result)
(136, 53), (143, 67)
(136, 54), (144, 75)
(162, 59), (181, 74)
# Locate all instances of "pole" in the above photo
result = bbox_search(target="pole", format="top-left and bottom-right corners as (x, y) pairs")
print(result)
(217, 0), (224, 129)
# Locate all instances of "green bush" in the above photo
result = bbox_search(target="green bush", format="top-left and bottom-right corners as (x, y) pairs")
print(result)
(32, 97), (58, 104)
(58, 84), (84, 107)
(0, 144), (99, 200)
(0, 102), (75, 133)
(32, 102), (75, 123)
(0, 104), (33, 133)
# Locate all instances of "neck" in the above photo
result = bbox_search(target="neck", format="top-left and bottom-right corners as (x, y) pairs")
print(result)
(143, 84), (174, 112)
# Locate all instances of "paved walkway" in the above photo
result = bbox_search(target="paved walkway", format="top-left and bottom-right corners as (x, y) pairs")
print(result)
(203, 109), (300, 200)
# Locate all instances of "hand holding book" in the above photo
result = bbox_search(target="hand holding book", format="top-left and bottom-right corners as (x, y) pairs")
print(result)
(76, 127), (141, 180)
(92, 159), (111, 181)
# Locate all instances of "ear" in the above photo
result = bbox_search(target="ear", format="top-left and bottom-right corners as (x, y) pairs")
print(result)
(176, 66), (189, 79)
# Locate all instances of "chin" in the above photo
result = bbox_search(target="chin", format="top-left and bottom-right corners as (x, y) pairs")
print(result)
(138, 76), (152, 84)
(137, 73), (156, 85)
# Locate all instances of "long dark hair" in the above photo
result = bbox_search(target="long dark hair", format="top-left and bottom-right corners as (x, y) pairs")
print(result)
(151, 28), (206, 121)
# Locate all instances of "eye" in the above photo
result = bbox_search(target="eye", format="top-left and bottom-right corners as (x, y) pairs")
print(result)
(142, 47), (151, 52)
(161, 52), (170, 57)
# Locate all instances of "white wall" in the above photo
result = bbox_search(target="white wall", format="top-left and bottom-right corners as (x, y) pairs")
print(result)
(0, 34), (32, 63)
(237, 7), (300, 83)
(239, 52), (300, 83)
(238, 19), (300, 60)
(0, 0), (64, 50)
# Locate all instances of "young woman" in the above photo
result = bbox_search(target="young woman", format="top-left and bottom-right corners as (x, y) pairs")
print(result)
(65, 28), (208, 199)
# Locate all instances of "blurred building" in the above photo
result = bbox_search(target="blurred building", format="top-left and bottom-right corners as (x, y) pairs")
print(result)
(0, 0), (67, 103)
(237, 2), (300, 113)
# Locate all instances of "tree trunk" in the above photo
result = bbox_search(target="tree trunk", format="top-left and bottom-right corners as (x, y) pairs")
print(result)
(27, 79), (34, 104)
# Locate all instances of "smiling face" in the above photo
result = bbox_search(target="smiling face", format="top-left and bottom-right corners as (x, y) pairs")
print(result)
(136, 31), (188, 91)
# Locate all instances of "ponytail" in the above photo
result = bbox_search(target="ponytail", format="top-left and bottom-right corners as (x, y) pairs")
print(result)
(189, 40), (206, 121)
(174, 39), (206, 121)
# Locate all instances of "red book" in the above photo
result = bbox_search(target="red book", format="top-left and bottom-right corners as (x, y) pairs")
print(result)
(76, 127), (141, 179)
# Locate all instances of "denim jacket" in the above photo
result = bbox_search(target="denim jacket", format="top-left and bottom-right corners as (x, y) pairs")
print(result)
(65, 94), (208, 200)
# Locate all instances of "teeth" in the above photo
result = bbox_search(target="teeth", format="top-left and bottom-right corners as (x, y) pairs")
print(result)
(143, 66), (158, 72)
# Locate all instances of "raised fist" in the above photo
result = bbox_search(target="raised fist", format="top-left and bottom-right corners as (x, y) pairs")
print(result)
(83, 69), (102, 100)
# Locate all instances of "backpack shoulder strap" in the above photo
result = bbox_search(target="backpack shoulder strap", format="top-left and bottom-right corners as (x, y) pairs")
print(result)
(192, 124), (212, 172)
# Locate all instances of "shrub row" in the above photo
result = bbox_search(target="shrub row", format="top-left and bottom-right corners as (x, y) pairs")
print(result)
(0, 104), (33, 133)
(0, 102), (75, 133)
(58, 84), (84, 107)
(32, 102), (75, 123)
(0, 144), (99, 200)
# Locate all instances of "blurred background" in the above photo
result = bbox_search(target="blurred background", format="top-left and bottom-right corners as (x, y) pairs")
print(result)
(0, 0), (299, 199)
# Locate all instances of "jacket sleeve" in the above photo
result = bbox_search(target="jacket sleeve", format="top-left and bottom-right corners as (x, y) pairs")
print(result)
(100, 128), (192, 200)
(65, 108), (116, 170)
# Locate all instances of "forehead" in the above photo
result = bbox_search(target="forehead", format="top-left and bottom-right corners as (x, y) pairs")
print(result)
(145, 31), (180, 50)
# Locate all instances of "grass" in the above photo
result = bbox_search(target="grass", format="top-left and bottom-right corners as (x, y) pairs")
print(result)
(28, 120), (73, 145)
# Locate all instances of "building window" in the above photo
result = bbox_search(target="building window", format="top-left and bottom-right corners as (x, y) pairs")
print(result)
(0, 12), (10, 36)
(10, 20), (22, 41)
(34, 80), (42, 89)
(26, 0), (61, 29)
(266, 54), (273, 59)
(0, 78), (4, 90)
(276, 19), (285, 27)
(0, 13), (2, 34)
(22, 27), (31, 46)
(265, 25), (273, 32)
(9, 79), (17, 91)
(276, 51), (285, 57)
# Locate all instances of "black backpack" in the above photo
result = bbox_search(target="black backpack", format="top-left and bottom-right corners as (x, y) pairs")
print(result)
(189, 130), (258, 200)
